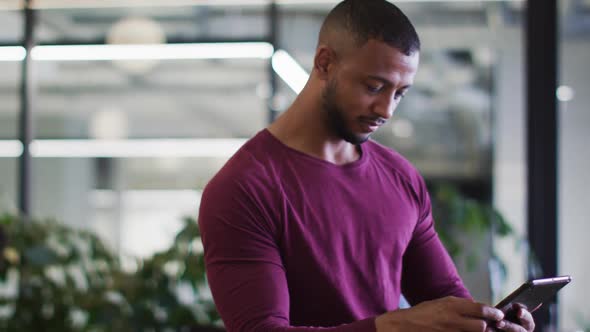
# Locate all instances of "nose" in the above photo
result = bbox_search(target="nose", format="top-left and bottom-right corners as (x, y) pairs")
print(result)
(372, 93), (398, 120)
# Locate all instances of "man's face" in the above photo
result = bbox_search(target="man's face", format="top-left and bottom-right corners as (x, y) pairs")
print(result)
(321, 39), (420, 144)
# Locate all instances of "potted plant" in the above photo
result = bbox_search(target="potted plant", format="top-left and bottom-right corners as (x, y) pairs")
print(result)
(0, 214), (221, 331)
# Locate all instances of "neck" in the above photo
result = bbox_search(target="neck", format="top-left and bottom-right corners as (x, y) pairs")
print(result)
(267, 79), (360, 165)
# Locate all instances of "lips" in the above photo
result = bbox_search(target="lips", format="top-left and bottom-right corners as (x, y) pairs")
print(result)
(359, 118), (385, 133)
(359, 119), (381, 133)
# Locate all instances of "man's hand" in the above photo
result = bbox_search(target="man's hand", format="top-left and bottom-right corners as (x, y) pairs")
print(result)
(492, 304), (535, 332)
(375, 296), (505, 332)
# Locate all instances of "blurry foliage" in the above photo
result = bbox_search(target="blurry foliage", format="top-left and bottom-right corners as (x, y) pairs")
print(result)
(0, 214), (220, 332)
(430, 183), (514, 274)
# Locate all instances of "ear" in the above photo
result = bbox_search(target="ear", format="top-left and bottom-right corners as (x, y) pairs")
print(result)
(313, 45), (336, 81)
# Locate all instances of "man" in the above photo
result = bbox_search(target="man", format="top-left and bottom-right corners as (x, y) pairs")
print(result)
(198, 1), (535, 331)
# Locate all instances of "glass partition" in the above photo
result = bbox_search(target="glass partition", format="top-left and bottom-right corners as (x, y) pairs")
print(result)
(558, 0), (590, 330)
(0, 4), (22, 212)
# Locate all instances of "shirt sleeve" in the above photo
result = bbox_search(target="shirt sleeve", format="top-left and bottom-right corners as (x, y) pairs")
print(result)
(198, 170), (377, 332)
(400, 174), (472, 305)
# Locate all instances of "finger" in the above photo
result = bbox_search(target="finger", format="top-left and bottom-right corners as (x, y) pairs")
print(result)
(516, 308), (535, 332)
(455, 317), (488, 332)
(496, 319), (527, 332)
(461, 302), (504, 322)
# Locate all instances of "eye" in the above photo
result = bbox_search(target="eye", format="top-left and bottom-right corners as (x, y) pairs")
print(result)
(366, 84), (383, 93)
(394, 91), (407, 100)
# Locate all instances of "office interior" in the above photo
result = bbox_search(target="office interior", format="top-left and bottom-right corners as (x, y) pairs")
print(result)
(0, 0), (588, 331)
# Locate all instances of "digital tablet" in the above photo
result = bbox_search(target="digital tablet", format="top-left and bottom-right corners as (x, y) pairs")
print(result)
(495, 276), (571, 322)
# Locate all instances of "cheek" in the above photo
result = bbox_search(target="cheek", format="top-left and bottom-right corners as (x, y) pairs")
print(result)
(339, 85), (372, 112)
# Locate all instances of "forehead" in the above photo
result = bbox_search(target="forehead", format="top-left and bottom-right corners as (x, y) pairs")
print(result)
(340, 39), (420, 81)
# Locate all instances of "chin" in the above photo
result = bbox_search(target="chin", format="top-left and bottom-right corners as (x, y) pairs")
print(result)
(357, 134), (371, 144)
(343, 132), (371, 145)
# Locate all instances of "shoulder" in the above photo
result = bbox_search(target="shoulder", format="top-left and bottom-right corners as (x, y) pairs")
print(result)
(204, 131), (276, 198)
(200, 130), (281, 217)
(364, 139), (431, 208)
(199, 130), (282, 235)
(365, 139), (425, 188)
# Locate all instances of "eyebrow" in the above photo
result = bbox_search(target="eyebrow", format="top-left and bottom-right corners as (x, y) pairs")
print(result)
(367, 75), (412, 90)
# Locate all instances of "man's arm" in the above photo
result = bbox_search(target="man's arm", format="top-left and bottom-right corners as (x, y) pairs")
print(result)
(400, 173), (471, 303)
(198, 175), (376, 332)
(382, 174), (534, 332)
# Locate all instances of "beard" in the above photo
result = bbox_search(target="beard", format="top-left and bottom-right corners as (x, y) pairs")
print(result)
(322, 79), (370, 145)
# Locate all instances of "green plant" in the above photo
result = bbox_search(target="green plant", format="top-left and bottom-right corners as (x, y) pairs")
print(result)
(430, 183), (514, 273)
(0, 214), (220, 332)
(120, 216), (221, 330)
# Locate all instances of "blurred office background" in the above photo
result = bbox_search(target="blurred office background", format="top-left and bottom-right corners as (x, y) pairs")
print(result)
(0, 0), (588, 331)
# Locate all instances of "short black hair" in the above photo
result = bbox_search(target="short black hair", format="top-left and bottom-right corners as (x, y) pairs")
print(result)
(321, 0), (420, 55)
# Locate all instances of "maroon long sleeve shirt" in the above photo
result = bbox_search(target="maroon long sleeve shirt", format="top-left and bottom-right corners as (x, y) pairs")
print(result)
(199, 129), (470, 331)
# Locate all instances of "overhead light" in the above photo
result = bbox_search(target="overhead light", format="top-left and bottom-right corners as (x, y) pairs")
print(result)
(556, 85), (575, 102)
(272, 50), (310, 94)
(1, 45), (308, 96)
(0, 140), (24, 157)
(106, 16), (167, 73)
(0, 139), (246, 158)
(31, 42), (274, 61)
(0, 46), (26, 61)
(0, 43), (273, 62)
(30, 139), (247, 158)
